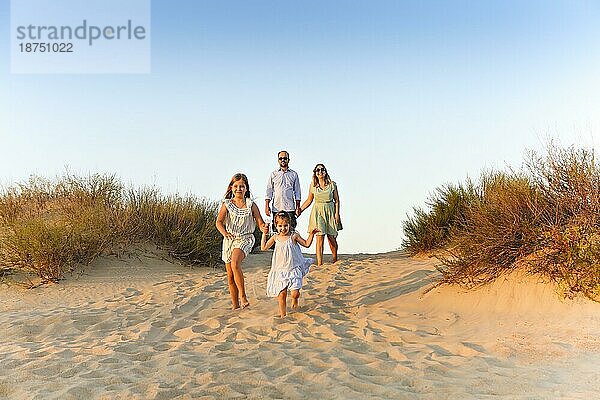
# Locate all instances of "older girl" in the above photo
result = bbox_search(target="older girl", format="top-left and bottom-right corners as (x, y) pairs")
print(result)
(216, 173), (267, 310)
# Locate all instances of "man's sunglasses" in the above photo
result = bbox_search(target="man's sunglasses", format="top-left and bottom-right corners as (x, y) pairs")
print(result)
(279, 157), (289, 161)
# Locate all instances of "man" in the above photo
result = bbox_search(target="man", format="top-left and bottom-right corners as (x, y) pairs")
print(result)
(265, 150), (301, 231)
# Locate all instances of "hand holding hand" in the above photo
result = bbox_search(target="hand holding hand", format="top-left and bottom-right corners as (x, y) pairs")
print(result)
(260, 223), (270, 233)
(223, 231), (235, 240)
(310, 228), (321, 235)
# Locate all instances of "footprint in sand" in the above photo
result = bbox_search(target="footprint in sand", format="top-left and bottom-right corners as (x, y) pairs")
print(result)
(152, 343), (173, 352)
(123, 288), (142, 298)
(173, 326), (199, 341)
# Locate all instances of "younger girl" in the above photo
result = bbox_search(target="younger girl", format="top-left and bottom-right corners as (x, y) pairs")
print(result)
(261, 212), (318, 318)
(216, 173), (267, 310)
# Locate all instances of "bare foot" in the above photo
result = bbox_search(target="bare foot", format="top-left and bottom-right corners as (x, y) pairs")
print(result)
(332, 256), (338, 263)
(240, 298), (250, 309)
(291, 298), (298, 310)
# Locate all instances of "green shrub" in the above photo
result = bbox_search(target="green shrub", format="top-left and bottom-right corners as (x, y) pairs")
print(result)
(402, 182), (477, 254)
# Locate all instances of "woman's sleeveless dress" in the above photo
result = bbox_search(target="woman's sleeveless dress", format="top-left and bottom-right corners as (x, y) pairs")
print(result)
(266, 235), (312, 297)
(221, 198), (256, 263)
(307, 181), (339, 237)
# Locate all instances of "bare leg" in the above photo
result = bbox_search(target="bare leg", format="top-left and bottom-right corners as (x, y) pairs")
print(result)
(316, 235), (325, 266)
(327, 235), (339, 263)
(291, 289), (300, 310)
(278, 288), (288, 318)
(230, 249), (249, 308)
(225, 262), (239, 309)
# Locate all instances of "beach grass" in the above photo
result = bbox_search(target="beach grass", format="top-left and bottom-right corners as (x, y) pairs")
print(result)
(403, 143), (600, 299)
(0, 174), (221, 284)
(402, 181), (478, 253)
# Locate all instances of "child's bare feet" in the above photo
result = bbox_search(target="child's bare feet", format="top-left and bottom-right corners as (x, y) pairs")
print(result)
(290, 289), (300, 311)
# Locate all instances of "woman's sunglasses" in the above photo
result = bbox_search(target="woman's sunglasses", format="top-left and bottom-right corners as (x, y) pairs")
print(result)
(315, 168), (326, 173)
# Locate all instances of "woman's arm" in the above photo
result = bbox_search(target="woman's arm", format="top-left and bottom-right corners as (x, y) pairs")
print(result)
(299, 188), (314, 214)
(216, 203), (234, 239)
(294, 229), (319, 248)
(333, 184), (341, 223)
(261, 232), (276, 250)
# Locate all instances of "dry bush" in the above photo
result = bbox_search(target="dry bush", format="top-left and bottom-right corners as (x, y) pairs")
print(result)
(438, 171), (545, 285)
(0, 174), (221, 284)
(0, 175), (121, 282)
(525, 145), (600, 298)
(405, 144), (600, 299)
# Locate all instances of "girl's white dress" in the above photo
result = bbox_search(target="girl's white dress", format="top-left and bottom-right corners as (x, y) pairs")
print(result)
(266, 235), (313, 297)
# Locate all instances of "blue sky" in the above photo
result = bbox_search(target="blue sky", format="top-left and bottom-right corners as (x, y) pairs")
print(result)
(1, 1), (600, 253)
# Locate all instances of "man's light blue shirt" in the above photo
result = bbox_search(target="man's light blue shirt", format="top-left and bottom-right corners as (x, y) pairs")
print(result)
(266, 168), (301, 212)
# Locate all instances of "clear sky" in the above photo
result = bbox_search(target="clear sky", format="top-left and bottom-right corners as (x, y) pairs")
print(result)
(1, 1), (599, 254)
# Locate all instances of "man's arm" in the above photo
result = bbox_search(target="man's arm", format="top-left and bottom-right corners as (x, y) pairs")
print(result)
(265, 172), (274, 216)
(293, 171), (301, 215)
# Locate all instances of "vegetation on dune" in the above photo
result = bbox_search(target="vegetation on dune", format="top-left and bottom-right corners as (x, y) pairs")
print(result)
(121, 187), (221, 264)
(0, 174), (221, 284)
(402, 181), (477, 253)
(403, 143), (600, 300)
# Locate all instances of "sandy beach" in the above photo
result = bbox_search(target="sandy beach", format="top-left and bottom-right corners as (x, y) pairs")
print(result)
(1, 246), (600, 399)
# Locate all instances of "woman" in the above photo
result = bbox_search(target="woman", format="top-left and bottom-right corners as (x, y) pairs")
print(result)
(216, 173), (268, 310)
(299, 163), (341, 265)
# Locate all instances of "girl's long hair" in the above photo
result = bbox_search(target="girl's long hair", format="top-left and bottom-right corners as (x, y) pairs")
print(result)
(224, 173), (251, 199)
(312, 163), (332, 188)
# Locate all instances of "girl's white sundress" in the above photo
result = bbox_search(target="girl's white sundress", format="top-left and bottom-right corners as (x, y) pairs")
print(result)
(221, 198), (256, 263)
(266, 235), (313, 297)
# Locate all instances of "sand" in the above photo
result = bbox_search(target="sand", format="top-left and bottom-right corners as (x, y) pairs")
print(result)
(1, 245), (600, 399)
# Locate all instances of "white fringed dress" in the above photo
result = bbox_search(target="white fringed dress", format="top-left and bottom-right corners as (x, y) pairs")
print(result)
(221, 198), (256, 263)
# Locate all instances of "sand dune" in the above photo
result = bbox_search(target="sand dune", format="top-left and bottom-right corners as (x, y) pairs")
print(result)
(1, 246), (599, 399)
